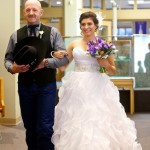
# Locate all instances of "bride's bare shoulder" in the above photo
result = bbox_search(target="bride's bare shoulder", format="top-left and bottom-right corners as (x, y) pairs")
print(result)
(69, 39), (83, 47)
(70, 39), (81, 45)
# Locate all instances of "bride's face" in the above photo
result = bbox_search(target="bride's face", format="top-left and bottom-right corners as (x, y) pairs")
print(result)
(80, 18), (98, 36)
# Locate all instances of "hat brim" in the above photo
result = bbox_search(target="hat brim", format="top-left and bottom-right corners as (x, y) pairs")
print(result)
(13, 37), (46, 71)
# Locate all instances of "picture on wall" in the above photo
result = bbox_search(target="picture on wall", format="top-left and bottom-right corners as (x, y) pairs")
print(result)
(135, 21), (147, 34)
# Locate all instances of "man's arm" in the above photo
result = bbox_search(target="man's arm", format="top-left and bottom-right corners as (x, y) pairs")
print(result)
(44, 56), (69, 68)
(4, 33), (17, 73)
(46, 27), (69, 68)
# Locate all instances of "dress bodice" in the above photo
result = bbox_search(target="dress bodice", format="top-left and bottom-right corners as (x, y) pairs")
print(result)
(73, 47), (99, 72)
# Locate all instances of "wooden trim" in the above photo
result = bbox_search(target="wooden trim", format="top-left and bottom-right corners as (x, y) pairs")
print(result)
(0, 78), (5, 117)
(0, 117), (22, 125)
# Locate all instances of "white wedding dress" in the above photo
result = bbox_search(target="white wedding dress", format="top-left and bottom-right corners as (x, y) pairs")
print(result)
(52, 47), (142, 150)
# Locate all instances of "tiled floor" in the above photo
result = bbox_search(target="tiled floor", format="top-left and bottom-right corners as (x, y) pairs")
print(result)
(129, 113), (150, 150)
(0, 122), (27, 150)
(0, 113), (149, 150)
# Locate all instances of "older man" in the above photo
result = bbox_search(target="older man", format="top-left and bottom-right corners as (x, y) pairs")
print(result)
(4, 0), (69, 149)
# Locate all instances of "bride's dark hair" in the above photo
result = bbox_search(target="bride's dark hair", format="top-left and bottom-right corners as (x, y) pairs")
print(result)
(79, 11), (99, 30)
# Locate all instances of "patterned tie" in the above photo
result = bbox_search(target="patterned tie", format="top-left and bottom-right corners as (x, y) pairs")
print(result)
(28, 24), (39, 37)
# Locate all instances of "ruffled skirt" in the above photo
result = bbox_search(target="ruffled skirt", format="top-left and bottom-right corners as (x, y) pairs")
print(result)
(52, 71), (142, 150)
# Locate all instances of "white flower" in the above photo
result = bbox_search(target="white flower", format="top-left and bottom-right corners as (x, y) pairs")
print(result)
(39, 30), (44, 39)
(96, 12), (104, 30)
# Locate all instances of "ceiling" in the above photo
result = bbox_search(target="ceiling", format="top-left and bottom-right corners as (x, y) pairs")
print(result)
(20, 0), (150, 8)
(20, 0), (63, 7)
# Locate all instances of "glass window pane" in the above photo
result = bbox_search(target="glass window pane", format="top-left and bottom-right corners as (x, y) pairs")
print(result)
(120, 0), (134, 9)
(117, 28), (132, 36)
(106, 0), (113, 9)
(134, 35), (150, 87)
(117, 21), (133, 35)
(118, 28), (126, 35)
(93, 0), (102, 9)
(83, 0), (90, 8)
(126, 28), (132, 35)
(137, 0), (150, 9)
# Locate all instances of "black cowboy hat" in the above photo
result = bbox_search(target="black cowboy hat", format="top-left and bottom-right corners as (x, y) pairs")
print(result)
(13, 37), (46, 71)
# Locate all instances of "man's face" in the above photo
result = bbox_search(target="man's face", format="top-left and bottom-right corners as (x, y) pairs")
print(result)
(24, 1), (43, 25)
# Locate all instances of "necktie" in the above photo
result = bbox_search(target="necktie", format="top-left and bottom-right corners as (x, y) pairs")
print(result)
(28, 24), (39, 37)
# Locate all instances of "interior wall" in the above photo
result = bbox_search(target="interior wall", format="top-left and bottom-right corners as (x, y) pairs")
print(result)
(0, 0), (21, 125)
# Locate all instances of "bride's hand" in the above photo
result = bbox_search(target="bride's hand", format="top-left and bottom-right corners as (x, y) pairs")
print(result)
(97, 56), (116, 75)
(97, 58), (109, 68)
(53, 51), (68, 58)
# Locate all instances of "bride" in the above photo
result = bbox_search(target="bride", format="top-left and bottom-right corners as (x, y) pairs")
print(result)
(51, 11), (142, 150)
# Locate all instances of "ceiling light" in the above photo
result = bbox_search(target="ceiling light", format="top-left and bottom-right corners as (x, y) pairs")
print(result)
(110, 0), (115, 3)
(56, 1), (61, 5)
(110, 0), (116, 5)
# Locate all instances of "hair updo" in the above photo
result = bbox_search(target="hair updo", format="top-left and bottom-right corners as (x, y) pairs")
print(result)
(79, 11), (99, 27)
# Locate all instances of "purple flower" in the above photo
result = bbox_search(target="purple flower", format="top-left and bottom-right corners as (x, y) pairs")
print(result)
(98, 37), (102, 43)
(86, 37), (117, 58)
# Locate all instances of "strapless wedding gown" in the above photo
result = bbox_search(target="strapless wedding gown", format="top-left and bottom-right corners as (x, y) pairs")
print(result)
(52, 47), (142, 150)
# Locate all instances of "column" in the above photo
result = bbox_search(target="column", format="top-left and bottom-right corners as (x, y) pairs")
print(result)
(112, 1), (117, 41)
(64, 0), (82, 36)
(64, 0), (82, 73)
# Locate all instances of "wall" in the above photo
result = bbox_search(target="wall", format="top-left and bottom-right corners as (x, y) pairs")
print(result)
(0, 0), (21, 125)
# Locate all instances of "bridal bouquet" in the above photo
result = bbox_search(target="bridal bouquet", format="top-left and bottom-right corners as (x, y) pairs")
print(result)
(86, 37), (117, 59)
(86, 37), (118, 72)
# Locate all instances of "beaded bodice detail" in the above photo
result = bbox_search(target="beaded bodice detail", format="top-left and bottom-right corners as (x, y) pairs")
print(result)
(73, 47), (99, 72)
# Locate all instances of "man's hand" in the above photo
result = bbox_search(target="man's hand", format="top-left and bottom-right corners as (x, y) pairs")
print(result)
(32, 59), (45, 72)
(11, 62), (30, 73)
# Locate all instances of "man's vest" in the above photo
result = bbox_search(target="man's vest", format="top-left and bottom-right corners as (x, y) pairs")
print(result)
(17, 24), (56, 86)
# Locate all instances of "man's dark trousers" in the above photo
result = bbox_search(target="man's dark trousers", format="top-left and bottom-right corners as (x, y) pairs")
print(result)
(18, 82), (56, 150)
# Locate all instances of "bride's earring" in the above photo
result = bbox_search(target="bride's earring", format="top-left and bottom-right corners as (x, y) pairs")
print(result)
(95, 26), (98, 32)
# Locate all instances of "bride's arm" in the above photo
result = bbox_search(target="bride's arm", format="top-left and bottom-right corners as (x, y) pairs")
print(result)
(52, 51), (68, 58)
(57, 43), (74, 72)
(97, 55), (116, 75)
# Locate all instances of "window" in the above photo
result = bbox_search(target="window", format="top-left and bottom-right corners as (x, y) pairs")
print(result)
(93, 0), (102, 9)
(106, 0), (119, 10)
(120, 0), (134, 9)
(118, 28), (126, 36)
(137, 0), (150, 9)
(126, 28), (132, 35)
(83, 0), (90, 8)
(117, 28), (132, 36)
